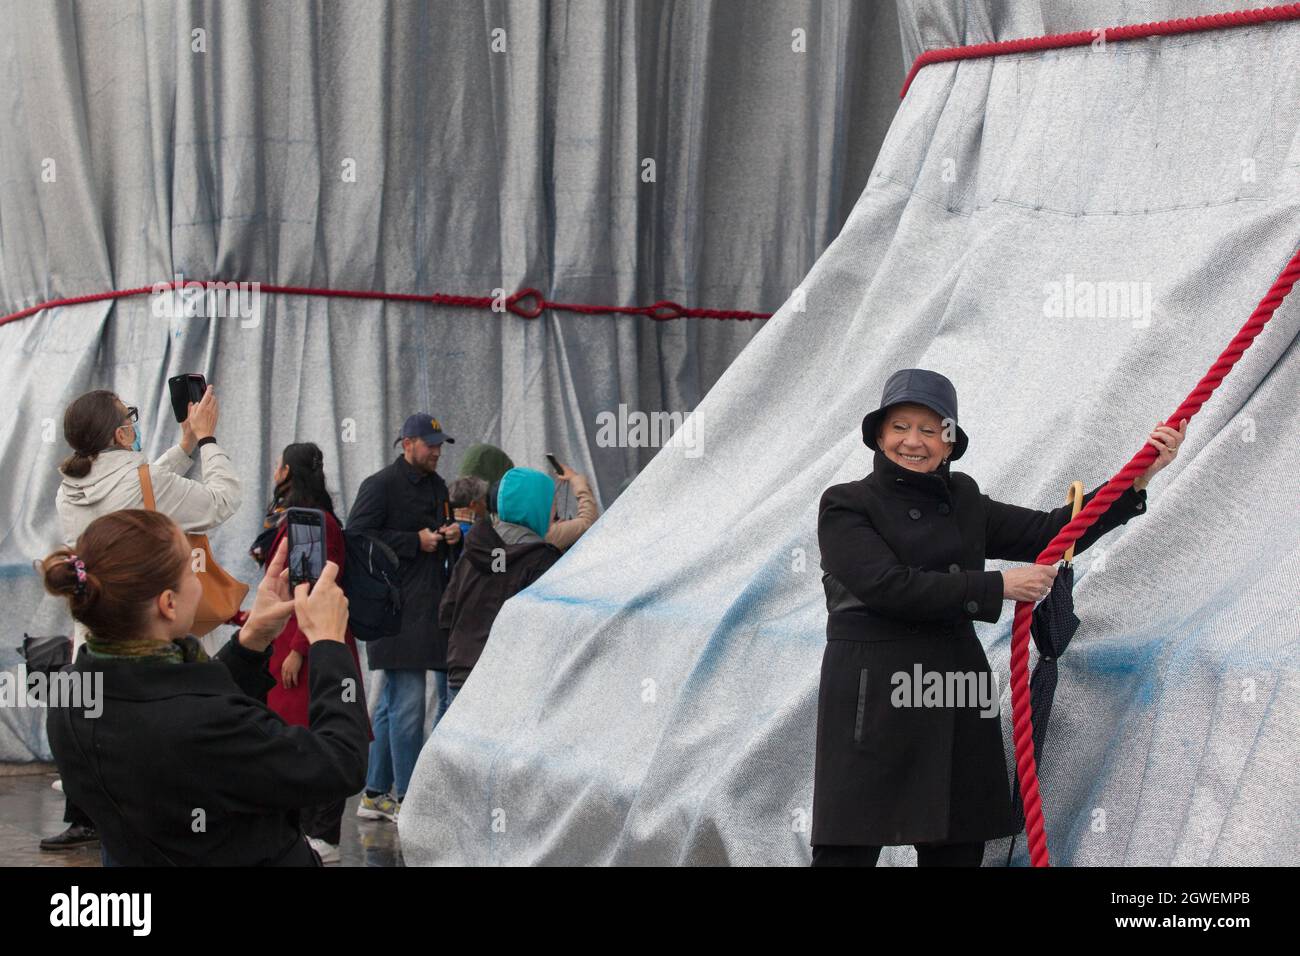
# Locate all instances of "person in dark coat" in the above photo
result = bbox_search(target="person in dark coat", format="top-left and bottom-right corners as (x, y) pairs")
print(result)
(42, 509), (367, 867)
(346, 413), (462, 818)
(812, 368), (1186, 867)
(441, 467), (564, 703)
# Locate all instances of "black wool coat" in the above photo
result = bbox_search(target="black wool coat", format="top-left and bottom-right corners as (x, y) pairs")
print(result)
(811, 448), (1148, 847)
(347, 455), (459, 671)
(47, 638), (369, 866)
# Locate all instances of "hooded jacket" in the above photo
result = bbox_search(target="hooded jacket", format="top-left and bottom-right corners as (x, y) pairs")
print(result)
(55, 443), (242, 650)
(56, 444), (242, 542)
(440, 468), (562, 689)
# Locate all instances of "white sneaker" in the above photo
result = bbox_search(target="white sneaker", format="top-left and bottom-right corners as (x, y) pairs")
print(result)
(356, 792), (399, 822)
(51, 778), (63, 793)
(308, 837), (340, 865)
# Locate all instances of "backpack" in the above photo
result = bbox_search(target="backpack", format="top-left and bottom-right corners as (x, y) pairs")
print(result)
(339, 531), (403, 641)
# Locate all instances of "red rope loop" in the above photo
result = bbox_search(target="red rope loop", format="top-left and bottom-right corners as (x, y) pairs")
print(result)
(645, 301), (685, 321)
(505, 287), (546, 319)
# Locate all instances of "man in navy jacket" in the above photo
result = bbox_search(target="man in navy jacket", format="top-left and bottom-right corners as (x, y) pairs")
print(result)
(347, 414), (461, 820)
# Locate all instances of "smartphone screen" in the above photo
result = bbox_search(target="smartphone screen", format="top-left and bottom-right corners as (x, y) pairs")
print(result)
(286, 508), (327, 590)
(168, 373), (207, 422)
(545, 453), (562, 475)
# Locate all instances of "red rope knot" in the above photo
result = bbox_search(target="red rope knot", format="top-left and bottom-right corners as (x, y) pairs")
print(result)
(506, 288), (545, 318)
(645, 300), (685, 321)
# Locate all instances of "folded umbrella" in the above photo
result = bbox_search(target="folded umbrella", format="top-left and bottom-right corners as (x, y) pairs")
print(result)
(1006, 481), (1084, 864)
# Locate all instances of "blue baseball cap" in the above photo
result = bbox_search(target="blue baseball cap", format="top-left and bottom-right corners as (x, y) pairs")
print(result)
(394, 413), (455, 447)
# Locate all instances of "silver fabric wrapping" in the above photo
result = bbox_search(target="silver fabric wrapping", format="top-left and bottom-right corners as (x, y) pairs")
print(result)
(399, 2), (1300, 865)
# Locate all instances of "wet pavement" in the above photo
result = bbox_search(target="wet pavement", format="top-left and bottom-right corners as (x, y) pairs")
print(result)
(0, 763), (403, 866)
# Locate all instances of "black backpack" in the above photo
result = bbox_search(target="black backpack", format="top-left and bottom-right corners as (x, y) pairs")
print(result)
(340, 531), (403, 642)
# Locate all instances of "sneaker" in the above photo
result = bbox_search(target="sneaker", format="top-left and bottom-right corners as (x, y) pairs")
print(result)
(51, 778), (63, 793)
(308, 836), (341, 865)
(40, 824), (99, 851)
(356, 792), (399, 823)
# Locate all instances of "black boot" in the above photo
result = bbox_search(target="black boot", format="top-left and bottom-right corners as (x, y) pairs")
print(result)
(40, 824), (99, 851)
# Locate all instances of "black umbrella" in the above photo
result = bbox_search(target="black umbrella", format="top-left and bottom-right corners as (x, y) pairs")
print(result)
(1006, 481), (1084, 864)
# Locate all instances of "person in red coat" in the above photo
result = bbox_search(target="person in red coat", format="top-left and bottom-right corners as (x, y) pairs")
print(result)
(259, 443), (371, 864)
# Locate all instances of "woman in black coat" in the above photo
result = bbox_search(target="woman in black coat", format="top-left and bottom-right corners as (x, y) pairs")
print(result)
(812, 369), (1186, 867)
(43, 508), (369, 866)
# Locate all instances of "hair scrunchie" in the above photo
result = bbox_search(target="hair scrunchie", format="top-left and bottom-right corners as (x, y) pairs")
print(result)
(65, 554), (87, 597)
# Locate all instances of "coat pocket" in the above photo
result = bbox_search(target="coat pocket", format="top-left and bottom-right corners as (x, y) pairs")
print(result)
(853, 668), (869, 744)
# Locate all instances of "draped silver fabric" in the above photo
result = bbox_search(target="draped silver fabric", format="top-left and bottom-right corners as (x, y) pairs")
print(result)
(0, 2), (905, 760)
(400, 1), (1300, 865)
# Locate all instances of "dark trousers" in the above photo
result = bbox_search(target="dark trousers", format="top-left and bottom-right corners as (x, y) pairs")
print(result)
(64, 797), (94, 828)
(811, 841), (985, 867)
(301, 799), (346, 845)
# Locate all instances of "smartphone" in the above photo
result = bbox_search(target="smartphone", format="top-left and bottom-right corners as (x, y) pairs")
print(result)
(285, 508), (327, 590)
(168, 373), (207, 423)
(545, 453), (563, 476)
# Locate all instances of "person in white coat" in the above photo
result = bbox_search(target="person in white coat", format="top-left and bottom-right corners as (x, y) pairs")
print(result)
(41, 384), (242, 852)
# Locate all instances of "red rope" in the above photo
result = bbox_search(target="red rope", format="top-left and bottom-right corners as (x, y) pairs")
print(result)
(900, 3), (1300, 97)
(0, 281), (771, 330)
(1008, 244), (1300, 866)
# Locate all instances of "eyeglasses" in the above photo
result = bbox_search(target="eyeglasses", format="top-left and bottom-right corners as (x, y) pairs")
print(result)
(122, 406), (139, 425)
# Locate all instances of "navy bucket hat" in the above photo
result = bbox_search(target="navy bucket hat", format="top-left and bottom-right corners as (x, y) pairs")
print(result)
(861, 368), (969, 461)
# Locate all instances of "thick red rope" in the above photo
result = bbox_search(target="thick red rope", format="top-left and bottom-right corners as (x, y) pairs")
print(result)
(0, 281), (771, 330)
(900, 2), (1300, 97)
(1009, 245), (1300, 866)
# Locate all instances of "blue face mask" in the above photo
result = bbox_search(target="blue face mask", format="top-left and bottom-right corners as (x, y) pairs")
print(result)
(130, 425), (142, 453)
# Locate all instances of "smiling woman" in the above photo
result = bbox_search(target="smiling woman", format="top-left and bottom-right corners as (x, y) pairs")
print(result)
(810, 368), (1180, 867)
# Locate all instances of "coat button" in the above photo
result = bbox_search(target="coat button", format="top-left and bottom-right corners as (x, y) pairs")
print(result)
(938, 502), (950, 515)
(949, 563), (961, 572)
(965, 600), (980, 613)
(908, 508), (922, 520)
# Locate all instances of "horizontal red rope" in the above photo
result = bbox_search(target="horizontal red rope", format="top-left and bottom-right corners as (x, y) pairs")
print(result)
(0, 282), (772, 330)
(900, 2), (1300, 97)
(1007, 242), (1300, 867)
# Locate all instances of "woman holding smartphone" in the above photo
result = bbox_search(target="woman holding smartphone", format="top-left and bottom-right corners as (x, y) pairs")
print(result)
(44, 384), (239, 853)
(43, 511), (367, 866)
(261, 442), (368, 864)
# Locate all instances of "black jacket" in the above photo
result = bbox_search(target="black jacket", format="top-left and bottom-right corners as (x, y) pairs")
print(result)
(47, 637), (369, 866)
(440, 518), (562, 689)
(347, 455), (458, 670)
(811, 449), (1148, 847)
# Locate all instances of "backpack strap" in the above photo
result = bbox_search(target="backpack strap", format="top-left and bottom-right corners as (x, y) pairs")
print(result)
(137, 464), (157, 511)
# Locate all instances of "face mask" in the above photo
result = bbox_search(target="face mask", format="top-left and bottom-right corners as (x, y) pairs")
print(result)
(130, 425), (142, 453)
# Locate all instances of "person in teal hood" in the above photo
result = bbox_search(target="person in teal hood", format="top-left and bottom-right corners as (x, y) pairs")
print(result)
(439, 467), (564, 701)
(495, 467), (555, 540)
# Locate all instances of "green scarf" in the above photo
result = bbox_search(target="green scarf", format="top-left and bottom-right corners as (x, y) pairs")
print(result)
(84, 634), (210, 664)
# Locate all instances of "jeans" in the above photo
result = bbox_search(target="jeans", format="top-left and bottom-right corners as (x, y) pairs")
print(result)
(432, 669), (450, 728)
(810, 841), (985, 867)
(365, 669), (427, 800)
(446, 682), (461, 706)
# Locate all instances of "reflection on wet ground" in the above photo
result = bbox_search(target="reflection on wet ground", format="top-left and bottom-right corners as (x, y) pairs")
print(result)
(0, 764), (402, 867)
